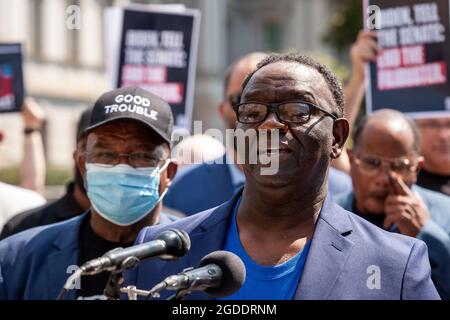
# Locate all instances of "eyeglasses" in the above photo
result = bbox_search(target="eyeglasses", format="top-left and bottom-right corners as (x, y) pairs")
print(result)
(353, 154), (420, 177)
(227, 92), (241, 107)
(85, 150), (164, 168)
(233, 101), (337, 124)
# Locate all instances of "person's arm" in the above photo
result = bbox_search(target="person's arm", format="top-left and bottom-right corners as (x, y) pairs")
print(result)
(332, 31), (379, 173)
(20, 98), (46, 195)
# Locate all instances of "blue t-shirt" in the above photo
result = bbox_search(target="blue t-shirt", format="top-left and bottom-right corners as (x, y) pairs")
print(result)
(219, 197), (311, 300)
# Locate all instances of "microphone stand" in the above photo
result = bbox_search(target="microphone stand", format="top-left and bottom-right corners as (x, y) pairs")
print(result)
(120, 270), (203, 300)
(166, 289), (191, 300)
(166, 277), (203, 300)
(104, 271), (123, 300)
(103, 254), (141, 300)
(119, 286), (191, 300)
(120, 286), (158, 300)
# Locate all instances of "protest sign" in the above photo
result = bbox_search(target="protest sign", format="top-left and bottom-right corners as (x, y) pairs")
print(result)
(105, 5), (200, 130)
(364, 0), (450, 117)
(0, 43), (24, 113)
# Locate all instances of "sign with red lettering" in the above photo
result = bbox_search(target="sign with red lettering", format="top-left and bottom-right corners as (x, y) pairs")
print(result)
(105, 5), (200, 131)
(0, 43), (24, 113)
(364, 0), (450, 117)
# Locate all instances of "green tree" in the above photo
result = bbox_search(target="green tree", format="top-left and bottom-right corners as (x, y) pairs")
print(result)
(323, 0), (363, 56)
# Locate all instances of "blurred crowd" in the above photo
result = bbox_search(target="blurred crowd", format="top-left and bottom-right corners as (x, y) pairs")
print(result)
(0, 30), (449, 300)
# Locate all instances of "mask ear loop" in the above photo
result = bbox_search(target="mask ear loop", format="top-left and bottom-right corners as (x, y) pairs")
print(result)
(153, 158), (172, 204)
(158, 185), (170, 203)
(150, 158), (171, 177)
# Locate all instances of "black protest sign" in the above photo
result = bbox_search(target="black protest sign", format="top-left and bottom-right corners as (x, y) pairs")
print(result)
(117, 8), (200, 130)
(364, 0), (450, 117)
(0, 43), (24, 113)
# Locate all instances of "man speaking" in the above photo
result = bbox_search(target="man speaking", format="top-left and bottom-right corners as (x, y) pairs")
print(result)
(124, 54), (439, 299)
(0, 86), (178, 299)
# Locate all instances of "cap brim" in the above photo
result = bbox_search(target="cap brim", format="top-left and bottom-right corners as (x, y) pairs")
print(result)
(84, 116), (171, 145)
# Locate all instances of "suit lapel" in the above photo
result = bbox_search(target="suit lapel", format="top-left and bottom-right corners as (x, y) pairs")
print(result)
(46, 214), (85, 299)
(184, 192), (354, 300)
(295, 198), (354, 300)
(184, 190), (241, 300)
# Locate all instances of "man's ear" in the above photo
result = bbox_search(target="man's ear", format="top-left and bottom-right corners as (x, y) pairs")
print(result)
(73, 142), (82, 162)
(218, 101), (226, 119)
(74, 137), (88, 178)
(415, 155), (425, 174)
(331, 118), (350, 159)
(75, 149), (87, 182)
(165, 159), (178, 188)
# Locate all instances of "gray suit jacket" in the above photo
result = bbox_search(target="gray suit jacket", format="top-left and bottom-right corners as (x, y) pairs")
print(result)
(124, 189), (440, 300)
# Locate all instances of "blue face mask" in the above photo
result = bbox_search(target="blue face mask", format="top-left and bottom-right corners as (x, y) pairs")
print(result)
(85, 161), (170, 226)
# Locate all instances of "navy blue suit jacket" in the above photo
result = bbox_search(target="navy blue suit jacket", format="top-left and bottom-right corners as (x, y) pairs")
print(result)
(164, 155), (352, 216)
(124, 190), (440, 300)
(0, 212), (175, 300)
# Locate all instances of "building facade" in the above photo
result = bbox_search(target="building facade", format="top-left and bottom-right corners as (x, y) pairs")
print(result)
(0, 0), (338, 169)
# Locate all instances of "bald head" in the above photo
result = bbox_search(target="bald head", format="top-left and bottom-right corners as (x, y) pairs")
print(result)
(353, 109), (421, 156)
(224, 52), (268, 98)
(220, 52), (268, 130)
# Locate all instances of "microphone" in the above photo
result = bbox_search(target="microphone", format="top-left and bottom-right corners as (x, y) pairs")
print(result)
(81, 228), (191, 275)
(149, 250), (246, 298)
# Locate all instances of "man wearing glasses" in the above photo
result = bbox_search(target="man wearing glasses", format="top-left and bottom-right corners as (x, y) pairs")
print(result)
(0, 86), (178, 299)
(124, 53), (439, 299)
(163, 52), (353, 216)
(336, 109), (450, 299)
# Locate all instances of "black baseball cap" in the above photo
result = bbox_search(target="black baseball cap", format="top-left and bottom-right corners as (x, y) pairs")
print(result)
(85, 86), (173, 144)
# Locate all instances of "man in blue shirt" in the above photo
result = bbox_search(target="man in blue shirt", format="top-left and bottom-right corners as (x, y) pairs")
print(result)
(124, 53), (439, 300)
(219, 197), (311, 300)
(164, 53), (352, 216)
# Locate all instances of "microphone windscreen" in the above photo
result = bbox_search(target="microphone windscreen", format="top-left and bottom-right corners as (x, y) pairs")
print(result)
(199, 250), (246, 298)
(157, 229), (191, 258)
